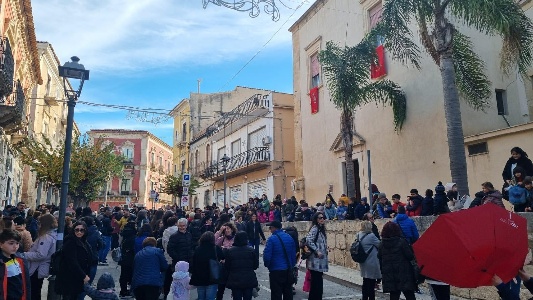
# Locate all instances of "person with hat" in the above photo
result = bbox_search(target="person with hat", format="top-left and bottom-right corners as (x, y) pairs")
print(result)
(433, 182), (449, 215)
(225, 231), (259, 300)
(376, 193), (393, 219)
(13, 216), (32, 252)
(84, 272), (119, 300)
(263, 220), (296, 300)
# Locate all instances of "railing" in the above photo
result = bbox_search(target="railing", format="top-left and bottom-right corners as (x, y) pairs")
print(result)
(200, 146), (270, 179)
(1, 80), (24, 110)
(0, 38), (14, 99)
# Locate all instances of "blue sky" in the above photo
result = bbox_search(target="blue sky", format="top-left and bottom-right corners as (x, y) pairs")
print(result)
(31, 0), (312, 145)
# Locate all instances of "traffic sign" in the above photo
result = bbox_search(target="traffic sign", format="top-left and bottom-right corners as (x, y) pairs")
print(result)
(183, 173), (191, 186)
(182, 186), (189, 196)
(181, 195), (189, 207)
(150, 190), (157, 199)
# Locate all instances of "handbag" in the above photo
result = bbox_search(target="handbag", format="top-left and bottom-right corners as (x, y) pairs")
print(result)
(274, 233), (298, 284)
(410, 259), (425, 284)
(299, 230), (319, 260)
(209, 246), (223, 283)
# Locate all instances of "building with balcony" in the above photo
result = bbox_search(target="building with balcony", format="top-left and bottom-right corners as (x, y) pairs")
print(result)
(189, 91), (295, 208)
(290, 0), (533, 203)
(0, 0), (43, 207)
(87, 129), (173, 210)
(170, 99), (190, 176)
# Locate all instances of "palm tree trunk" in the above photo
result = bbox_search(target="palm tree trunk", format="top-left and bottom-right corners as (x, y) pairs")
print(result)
(341, 110), (356, 197)
(436, 16), (470, 196)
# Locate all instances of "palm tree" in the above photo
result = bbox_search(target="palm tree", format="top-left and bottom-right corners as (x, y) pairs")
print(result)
(371, 0), (533, 196)
(318, 40), (407, 198)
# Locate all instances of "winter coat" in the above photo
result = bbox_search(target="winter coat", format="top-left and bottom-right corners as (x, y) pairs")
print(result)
(324, 205), (337, 220)
(336, 205), (348, 220)
(28, 217), (38, 241)
(433, 191), (449, 215)
(25, 231), (57, 279)
(377, 203), (392, 218)
(246, 221), (266, 241)
(120, 223), (136, 267)
(214, 231), (235, 249)
(131, 246), (168, 290)
(356, 232), (381, 280)
(188, 219), (203, 248)
(354, 203), (369, 220)
(305, 225), (328, 272)
(83, 284), (119, 300)
(282, 203), (295, 218)
(301, 208), (312, 221)
(257, 212), (268, 223)
(406, 195), (423, 216)
(162, 226), (179, 264)
(0, 255), (30, 300)
(346, 203), (357, 220)
(167, 230), (194, 264)
(225, 245), (259, 290)
(263, 230), (296, 271)
(469, 191), (486, 208)
(168, 261), (191, 300)
(57, 234), (92, 296)
(378, 236), (416, 293)
(261, 199), (271, 212)
(483, 190), (505, 208)
(421, 196), (434, 216)
(502, 156), (533, 181)
(100, 215), (113, 236)
(86, 225), (103, 265)
(393, 214), (419, 244)
(134, 235), (149, 254)
(190, 244), (225, 286)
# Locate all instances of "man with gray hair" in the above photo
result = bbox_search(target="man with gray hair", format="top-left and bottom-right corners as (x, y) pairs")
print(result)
(167, 218), (193, 265)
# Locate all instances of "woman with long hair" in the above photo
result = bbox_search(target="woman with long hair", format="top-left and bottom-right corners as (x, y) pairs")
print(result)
(135, 223), (153, 254)
(357, 221), (381, 300)
(190, 232), (225, 300)
(502, 147), (533, 185)
(25, 214), (58, 300)
(378, 222), (416, 300)
(306, 212), (328, 300)
(225, 232), (258, 300)
(215, 222), (237, 300)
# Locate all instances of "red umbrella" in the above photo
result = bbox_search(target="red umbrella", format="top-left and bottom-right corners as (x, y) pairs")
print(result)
(413, 203), (528, 288)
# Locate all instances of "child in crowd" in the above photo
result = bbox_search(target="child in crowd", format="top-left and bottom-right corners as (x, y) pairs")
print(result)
(167, 261), (192, 300)
(13, 216), (32, 252)
(257, 209), (268, 223)
(84, 272), (119, 300)
(0, 230), (30, 299)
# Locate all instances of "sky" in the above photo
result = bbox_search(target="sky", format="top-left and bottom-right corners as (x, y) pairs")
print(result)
(31, 0), (313, 146)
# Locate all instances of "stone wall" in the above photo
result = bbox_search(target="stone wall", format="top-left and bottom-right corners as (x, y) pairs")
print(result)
(263, 214), (533, 299)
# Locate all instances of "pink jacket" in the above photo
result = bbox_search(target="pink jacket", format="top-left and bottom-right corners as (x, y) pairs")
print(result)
(214, 231), (235, 249)
(268, 211), (275, 222)
(257, 213), (268, 223)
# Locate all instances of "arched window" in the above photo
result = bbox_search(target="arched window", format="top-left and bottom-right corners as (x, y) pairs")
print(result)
(182, 122), (187, 142)
(206, 144), (211, 165)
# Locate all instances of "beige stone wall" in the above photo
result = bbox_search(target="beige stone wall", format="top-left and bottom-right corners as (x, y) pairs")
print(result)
(263, 215), (533, 299)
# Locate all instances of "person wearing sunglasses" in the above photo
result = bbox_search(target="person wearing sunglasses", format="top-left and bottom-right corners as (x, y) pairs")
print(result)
(305, 213), (329, 300)
(56, 221), (92, 300)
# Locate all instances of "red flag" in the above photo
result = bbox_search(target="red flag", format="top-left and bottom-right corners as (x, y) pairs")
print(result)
(309, 87), (319, 114)
(371, 44), (387, 79)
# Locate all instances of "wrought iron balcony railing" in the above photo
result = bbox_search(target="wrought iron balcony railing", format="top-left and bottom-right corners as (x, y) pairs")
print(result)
(0, 80), (26, 132)
(0, 38), (14, 99)
(200, 146), (270, 179)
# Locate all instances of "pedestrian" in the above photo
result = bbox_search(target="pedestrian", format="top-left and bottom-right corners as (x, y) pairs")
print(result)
(167, 261), (192, 300)
(406, 189), (423, 217)
(24, 214), (57, 300)
(362, 213), (380, 240)
(433, 182), (449, 215)
(421, 189), (434, 216)
(134, 223), (152, 254)
(13, 216), (32, 252)
(481, 182), (505, 208)
(215, 222), (237, 300)
(225, 231), (258, 300)
(355, 197), (370, 220)
(0, 230), (30, 299)
(136, 209), (149, 230)
(98, 208), (113, 266)
(336, 198), (348, 220)
(162, 216), (179, 298)
(263, 220), (296, 300)
(83, 272), (119, 300)
(119, 220), (136, 298)
(378, 222), (416, 300)
(202, 216), (215, 233)
(502, 147), (533, 187)
(323, 200), (337, 220)
(357, 221), (381, 300)
(82, 217), (103, 287)
(110, 213), (120, 249)
(345, 197), (357, 220)
(246, 213), (266, 266)
(57, 221), (91, 300)
(27, 211), (40, 242)
(305, 213), (328, 300)
(190, 232), (225, 300)
(131, 237), (168, 300)
(393, 206), (419, 245)
(376, 194), (393, 218)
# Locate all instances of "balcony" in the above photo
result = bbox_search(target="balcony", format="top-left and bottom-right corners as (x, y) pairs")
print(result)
(205, 94), (270, 141)
(123, 158), (134, 165)
(200, 146), (270, 180)
(0, 38), (14, 99)
(0, 80), (26, 134)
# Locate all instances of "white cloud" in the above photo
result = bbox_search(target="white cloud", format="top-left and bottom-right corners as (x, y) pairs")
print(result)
(32, 0), (312, 73)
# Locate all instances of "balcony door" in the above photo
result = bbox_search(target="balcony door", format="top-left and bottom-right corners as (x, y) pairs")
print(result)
(248, 127), (266, 149)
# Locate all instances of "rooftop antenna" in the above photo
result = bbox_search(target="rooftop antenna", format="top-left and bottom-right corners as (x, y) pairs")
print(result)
(197, 78), (202, 93)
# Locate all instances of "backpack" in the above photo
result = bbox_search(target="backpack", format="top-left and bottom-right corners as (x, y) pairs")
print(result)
(49, 248), (63, 276)
(350, 233), (374, 263)
(509, 185), (527, 205)
(111, 247), (122, 262)
(299, 230), (320, 260)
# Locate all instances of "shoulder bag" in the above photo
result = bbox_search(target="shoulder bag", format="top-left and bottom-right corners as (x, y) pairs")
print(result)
(209, 246), (223, 283)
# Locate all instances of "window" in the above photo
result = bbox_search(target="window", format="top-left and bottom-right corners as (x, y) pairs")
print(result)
(182, 123), (187, 142)
(195, 150), (199, 170)
(158, 156), (163, 166)
(369, 2), (383, 31)
(231, 139), (241, 156)
(45, 75), (51, 96)
(120, 179), (131, 195)
(248, 127), (266, 149)
(150, 152), (155, 164)
(206, 144), (211, 165)
(167, 161), (171, 173)
(42, 121), (49, 136)
(496, 89), (508, 115)
(174, 164), (177, 173)
(122, 147), (133, 161)
(218, 147), (227, 162)
(181, 160), (186, 174)
(310, 53), (320, 88)
(468, 142), (488, 156)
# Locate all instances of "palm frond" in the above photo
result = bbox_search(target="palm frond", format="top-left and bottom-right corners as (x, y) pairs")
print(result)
(450, 0), (533, 74)
(452, 31), (491, 111)
(358, 79), (407, 131)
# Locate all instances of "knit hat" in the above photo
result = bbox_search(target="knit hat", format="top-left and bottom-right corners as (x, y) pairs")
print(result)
(96, 272), (115, 290)
(233, 231), (248, 246)
(175, 261), (189, 273)
(361, 197), (368, 203)
(435, 181), (446, 193)
(378, 193), (387, 199)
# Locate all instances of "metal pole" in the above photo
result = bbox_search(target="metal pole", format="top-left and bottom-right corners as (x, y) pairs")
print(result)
(104, 177), (108, 207)
(223, 167), (227, 209)
(36, 181), (42, 207)
(367, 150), (372, 211)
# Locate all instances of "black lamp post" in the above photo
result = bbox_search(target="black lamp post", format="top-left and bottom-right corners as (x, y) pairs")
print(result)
(48, 56), (89, 300)
(221, 154), (230, 208)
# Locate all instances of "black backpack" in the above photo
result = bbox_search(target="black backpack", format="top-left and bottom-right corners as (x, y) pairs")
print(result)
(49, 248), (63, 276)
(350, 233), (374, 263)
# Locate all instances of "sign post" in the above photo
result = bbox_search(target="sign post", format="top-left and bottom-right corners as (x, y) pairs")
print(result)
(183, 173), (190, 186)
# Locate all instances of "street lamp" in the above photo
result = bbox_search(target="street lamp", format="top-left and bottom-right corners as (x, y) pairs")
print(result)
(220, 153), (230, 209)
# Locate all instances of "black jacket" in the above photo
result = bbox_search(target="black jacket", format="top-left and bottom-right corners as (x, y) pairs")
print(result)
(433, 191), (449, 215)
(378, 237), (416, 293)
(246, 221), (266, 241)
(86, 225), (103, 265)
(190, 244), (225, 286)
(421, 196), (434, 216)
(120, 222), (137, 267)
(100, 215), (113, 236)
(167, 230), (194, 264)
(345, 203), (356, 220)
(502, 156), (533, 181)
(225, 245), (259, 289)
(354, 203), (369, 220)
(57, 235), (92, 296)
(188, 219), (203, 249)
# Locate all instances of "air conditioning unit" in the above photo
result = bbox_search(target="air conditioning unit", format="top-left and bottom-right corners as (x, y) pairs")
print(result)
(262, 136), (272, 145)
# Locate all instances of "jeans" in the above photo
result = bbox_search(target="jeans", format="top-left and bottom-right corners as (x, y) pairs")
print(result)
(134, 285), (161, 300)
(249, 238), (260, 265)
(269, 270), (293, 300)
(308, 270), (323, 300)
(232, 288), (253, 300)
(197, 284), (218, 300)
(98, 235), (111, 262)
(389, 291), (416, 300)
(362, 278), (376, 300)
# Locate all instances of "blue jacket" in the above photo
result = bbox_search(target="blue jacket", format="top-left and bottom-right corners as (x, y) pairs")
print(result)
(131, 246), (168, 290)
(393, 214), (419, 244)
(134, 235), (149, 254)
(354, 203), (369, 220)
(263, 230), (296, 271)
(377, 203), (392, 218)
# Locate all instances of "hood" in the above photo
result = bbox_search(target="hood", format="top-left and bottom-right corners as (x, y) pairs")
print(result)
(96, 272), (115, 290)
(175, 261), (189, 273)
(395, 213), (409, 222)
(381, 236), (402, 249)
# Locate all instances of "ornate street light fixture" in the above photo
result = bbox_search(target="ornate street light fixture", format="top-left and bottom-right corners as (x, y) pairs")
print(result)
(220, 153), (230, 208)
(203, 0), (281, 21)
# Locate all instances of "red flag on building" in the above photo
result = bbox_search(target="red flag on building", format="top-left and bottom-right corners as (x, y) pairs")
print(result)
(370, 44), (386, 79)
(310, 87), (319, 114)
